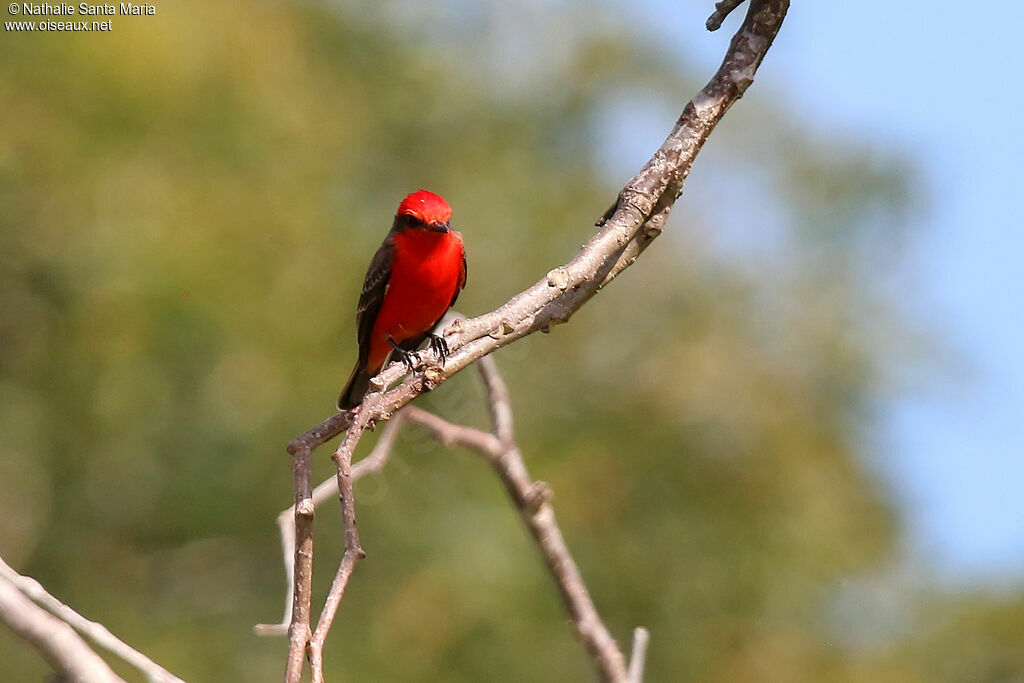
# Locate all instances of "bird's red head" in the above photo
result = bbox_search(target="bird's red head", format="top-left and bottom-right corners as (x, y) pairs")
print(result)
(396, 190), (452, 226)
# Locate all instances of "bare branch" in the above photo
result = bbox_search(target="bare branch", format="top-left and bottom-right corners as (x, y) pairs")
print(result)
(307, 396), (376, 682)
(0, 572), (124, 683)
(398, 358), (632, 681)
(277, 363), (640, 680)
(283, 442), (314, 683)
(284, 393), (384, 681)
(472, 359), (627, 680)
(403, 405), (501, 456)
(706, 0), (746, 31)
(255, 412), (406, 637)
(627, 627), (651, 683)
(0, 557), (184, 683)
(477, 354), (515, 448)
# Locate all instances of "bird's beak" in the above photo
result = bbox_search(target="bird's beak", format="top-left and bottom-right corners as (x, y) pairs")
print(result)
(427, 221), (451, 233)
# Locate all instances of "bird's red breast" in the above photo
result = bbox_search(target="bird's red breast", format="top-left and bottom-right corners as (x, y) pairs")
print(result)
(366, 226), (465, 372)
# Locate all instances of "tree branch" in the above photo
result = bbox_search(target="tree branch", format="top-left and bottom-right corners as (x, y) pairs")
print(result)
(307, 393), (377, 683)
(706, 0), (746, 31)
(627, 627), (651, 683)
(285, 394), (389, 679)
(0, 575), (123, 683)
(0, 557), (184, 683)
(255, 413), (406, 637)
(403, 357), (634, 681)
(269, 356), (642, 681)
(283, 442), (314, 683)
(280, 1), (789, 679)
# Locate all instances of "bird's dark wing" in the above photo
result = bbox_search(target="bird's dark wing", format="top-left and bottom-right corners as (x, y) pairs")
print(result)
(355, 236), (394, 365)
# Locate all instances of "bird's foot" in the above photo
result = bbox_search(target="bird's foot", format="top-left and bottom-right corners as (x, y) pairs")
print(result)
(428, 334), (449, 365)
(387, 337), (421, 372)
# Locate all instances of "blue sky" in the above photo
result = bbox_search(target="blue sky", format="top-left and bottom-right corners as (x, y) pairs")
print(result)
(634, 0), (1024, 582)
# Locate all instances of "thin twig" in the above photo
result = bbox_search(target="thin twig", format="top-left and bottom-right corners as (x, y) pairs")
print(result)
(478, 355), (515, 448)
(403, 405), (501, 455)
(706, 0), (746, 31)
(0, 557), (184, 683)
(255, 412), (407, 636)
(283, 443), (314, 683)
(307, 395), (377, 682)
(270, 368), (640, 680)
(479, 358), (629, 680)
(627, 627), (650, 683)
(398, 358), (633, 681)
(0, 572), (124, 683)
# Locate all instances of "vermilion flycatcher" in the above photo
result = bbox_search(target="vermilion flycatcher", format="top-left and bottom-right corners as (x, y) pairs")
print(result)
(338, 190), (467, 410)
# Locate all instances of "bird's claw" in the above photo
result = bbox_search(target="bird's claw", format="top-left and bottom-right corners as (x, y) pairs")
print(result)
(428, 334), (449, 365)
(388, 336), (421, 372)
(398, 349), (420, 372)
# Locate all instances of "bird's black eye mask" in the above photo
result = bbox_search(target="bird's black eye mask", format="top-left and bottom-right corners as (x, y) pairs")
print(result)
(392, 214), (450, 233)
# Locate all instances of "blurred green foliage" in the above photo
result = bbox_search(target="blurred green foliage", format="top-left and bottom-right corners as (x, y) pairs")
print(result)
(1, 1), (1021, 681)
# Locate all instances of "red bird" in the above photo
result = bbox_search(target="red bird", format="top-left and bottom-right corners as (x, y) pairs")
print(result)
(338, 190), (467, 410)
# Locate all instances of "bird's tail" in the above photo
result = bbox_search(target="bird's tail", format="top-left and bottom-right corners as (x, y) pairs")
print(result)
(338, 363), (372, 410)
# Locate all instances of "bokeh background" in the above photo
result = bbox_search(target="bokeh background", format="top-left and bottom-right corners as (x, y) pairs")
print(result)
(2, 0), (1022, 680)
